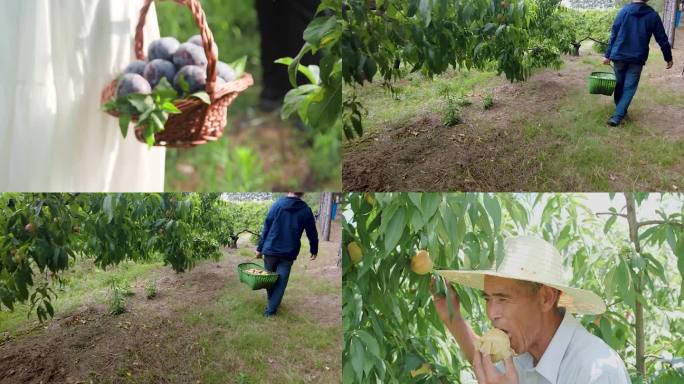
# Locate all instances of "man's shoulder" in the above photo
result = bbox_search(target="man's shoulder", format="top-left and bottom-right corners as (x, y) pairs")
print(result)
(562, 325), (629, 381)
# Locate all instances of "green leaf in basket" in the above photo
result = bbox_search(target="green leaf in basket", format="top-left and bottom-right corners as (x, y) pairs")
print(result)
(190, 91), (211, 105)
(153, 78), (178, 100)
(119, 113), (131, 138)
(177, 74), (191, 96)
(230, 56), (247, 78)
(102, 99), (117, 112)
(161, 100), (182, 114)
(128, 94), (154, 113)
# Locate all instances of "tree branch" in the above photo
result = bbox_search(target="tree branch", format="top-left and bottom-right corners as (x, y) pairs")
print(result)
(595, 212), (628, 219)
(636, 220), (684, 229)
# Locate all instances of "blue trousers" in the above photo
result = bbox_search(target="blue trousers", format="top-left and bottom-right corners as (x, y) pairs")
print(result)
(263, 256), (293, 315)
(612, 61), (643, 122)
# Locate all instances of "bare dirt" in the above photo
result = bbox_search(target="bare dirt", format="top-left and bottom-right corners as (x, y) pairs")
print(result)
(0, 221), (342, 384)
(343, 34), (684, 192)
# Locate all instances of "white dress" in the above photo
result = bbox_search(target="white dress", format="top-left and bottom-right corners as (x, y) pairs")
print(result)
(0, 0), (165, 192)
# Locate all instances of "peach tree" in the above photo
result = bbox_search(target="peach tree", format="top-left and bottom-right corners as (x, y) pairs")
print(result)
(342, 193), (684, 383)
(0, 193), (269, 321)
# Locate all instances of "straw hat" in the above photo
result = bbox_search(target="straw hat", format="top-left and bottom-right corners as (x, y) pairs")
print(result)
(436, 235), (606, 315)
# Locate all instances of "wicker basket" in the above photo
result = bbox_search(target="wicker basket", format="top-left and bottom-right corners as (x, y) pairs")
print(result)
(237, 262), (279, 290)
(588, 71), (616, 96)
(100, 0), (254, 148)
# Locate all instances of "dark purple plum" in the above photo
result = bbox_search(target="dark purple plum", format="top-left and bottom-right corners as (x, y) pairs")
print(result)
(143, 59), (177, 88)
(172, 43), (208, 69)
(174, 65), (207, 94)
(123, 60), (147, 76)
(117, 73), (152, 98)
(187, 34), (218, 55)
(148, 37), (180, 61)
(217, 62), (236, 82)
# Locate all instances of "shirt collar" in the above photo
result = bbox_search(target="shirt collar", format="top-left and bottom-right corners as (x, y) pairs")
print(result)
(533, 309), (578, 384)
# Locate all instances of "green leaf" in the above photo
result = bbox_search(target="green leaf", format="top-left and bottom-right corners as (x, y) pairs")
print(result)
(356, 330), (381, 358)
(603, 214), (617, 234)
(276, 57), (320, 85)
(350, 338), (365, 382)
(384, 207), (406, 252)
(483, 194), (502, 232)
(229, 56), (247, 78)
(118, 113), (131, 138)
(190, 91), (211, 105)
(102, 100), (117, 112)
(128, 94), (153, 113)
(161, 101), (182, 114)
(303, 15), (340, 49)
(103, 195), (114, 223)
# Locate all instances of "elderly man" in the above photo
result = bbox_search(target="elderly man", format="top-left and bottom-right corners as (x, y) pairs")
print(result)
(432, 236), (630, 383)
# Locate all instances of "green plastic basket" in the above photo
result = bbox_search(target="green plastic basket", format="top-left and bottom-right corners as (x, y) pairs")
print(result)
(588, 71), (616, 96)
(237, 262), (279, 290)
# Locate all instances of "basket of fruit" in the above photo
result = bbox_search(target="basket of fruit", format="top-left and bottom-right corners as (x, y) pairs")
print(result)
(100, 0), (254, 148)
(588, 71), (616, 96)
(237, 262), (279, 290)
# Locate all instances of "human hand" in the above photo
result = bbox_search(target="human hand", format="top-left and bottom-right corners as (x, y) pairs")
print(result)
(254, 251), (263, 259)
(310, 254), (317, 261)
(430, 276), (462, 322)
(666, 61), (673, 69)
(602, 57), (611, 65)
(473, 352), (518, 384)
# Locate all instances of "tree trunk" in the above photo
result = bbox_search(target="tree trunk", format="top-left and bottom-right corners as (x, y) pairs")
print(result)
(319, 192), (333, 242)
(572, 43), (580, 57)
(663, 0), (677, 47)
(625, 192), (645, 377)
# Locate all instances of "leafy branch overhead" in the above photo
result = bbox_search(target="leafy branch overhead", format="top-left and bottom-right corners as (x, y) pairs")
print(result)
(0, 193), (270, 321)
(340, 0), (615, 139)
(278, 0), (342, 134)
(342, 192), (684, 383)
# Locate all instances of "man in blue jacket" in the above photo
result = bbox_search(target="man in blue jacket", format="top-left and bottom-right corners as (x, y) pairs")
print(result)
(256, 192), (319, 317)
(603, 0), (673, 126)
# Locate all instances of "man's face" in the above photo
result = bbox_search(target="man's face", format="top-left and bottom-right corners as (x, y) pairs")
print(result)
(483, 275), (542, 355)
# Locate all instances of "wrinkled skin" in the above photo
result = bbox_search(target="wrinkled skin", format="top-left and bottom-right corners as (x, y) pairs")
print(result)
(483, 275), (561, 363)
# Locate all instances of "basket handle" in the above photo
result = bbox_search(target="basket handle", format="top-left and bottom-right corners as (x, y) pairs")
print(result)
(134, 0), (219, 99)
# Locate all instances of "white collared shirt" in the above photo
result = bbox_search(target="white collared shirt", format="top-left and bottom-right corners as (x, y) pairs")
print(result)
(495, 310), (631, 383)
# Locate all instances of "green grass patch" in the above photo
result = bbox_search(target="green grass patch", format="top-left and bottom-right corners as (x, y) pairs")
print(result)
(348, 69), (497, 135)
(186, 251), (340, 383)
(0, 258), (163, 335)
(525, 87), (684, 190)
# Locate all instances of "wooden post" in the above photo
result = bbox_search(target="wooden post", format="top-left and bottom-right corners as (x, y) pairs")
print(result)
(319, 192), (333, 242)
(663, 0), (677, 47)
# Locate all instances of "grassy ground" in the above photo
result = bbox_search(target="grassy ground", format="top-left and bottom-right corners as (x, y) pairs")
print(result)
(343, 34), (684, 191)
(0, 258), (164, 336)
(155, 0), (341, 191)
(0, 227), (342, 384)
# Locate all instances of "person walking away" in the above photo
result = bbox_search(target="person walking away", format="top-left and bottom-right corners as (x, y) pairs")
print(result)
(603, 0), (673, 126)
(255, 192), (318, 317)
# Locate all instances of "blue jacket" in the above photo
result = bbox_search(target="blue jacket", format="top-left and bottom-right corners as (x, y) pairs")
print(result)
(257, 197), (318, 260)
(605, 2), (672, 66)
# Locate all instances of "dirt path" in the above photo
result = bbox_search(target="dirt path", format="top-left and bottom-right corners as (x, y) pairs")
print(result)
(0, 223), (341, 384)
(343, 32), (684, 191)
